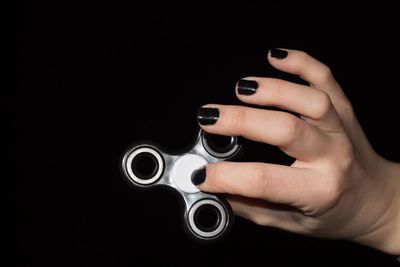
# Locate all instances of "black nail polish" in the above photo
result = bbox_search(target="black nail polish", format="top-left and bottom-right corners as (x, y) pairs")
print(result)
(237, 79), (258, 95)
(191, 167), (206, 186)
(270, 48), (288, 59)
(197, 107), (219, 125)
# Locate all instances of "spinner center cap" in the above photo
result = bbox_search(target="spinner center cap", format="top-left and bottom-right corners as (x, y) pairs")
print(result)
(172, 154), (207, 194)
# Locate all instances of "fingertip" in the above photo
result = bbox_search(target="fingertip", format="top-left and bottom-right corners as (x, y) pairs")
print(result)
(196, 105), (220, 126)
(268, 48), (289, 60)
(193, 161), (227, 193)
(191, 166), (207, 187)
(235, 77), (259, 97)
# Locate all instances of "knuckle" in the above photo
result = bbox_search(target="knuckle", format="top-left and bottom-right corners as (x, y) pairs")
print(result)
(312, 92), (333, 119)
(324, 182), (343, 207)
(248, 166), (271, 196)
(281, 116), (305, 146)
(338, 143), (355, 173)
(315, 65), (333, 84)
(320, 65), (333, 81)
(312, 144), (355, 210)
(318, 179), (344, 209)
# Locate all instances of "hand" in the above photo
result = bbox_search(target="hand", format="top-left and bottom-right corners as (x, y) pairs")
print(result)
(193, 48), (400, 254)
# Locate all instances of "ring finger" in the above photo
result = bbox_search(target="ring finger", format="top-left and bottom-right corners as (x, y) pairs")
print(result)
(235, 77), (343, 132)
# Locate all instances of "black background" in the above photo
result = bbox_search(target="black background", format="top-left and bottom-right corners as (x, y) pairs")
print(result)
(12, 2), (400, 266)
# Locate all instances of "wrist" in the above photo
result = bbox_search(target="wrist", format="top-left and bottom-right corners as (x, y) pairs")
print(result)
(351, 158), (400, 255)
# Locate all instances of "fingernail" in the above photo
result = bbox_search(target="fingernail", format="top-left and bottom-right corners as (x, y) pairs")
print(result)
(197, 107), (219, 125)
(237, 79), (258, 95)
(270, 48), (288, 59)
(191, 167), (206, 186)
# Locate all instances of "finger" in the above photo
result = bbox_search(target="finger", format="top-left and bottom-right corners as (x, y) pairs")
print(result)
(235, 77), (343, 131)
(197, 104), (328, 160)
(267, 48), (354, 125)
(226, 195), (309, 235)
(192, 161), (321, 209)
(268, 48), (340, 92)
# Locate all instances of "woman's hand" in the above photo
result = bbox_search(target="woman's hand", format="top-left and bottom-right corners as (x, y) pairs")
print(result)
(193, 48), (400, 254)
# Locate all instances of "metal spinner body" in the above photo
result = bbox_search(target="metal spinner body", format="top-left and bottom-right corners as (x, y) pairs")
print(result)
(120, 129), (242, 241)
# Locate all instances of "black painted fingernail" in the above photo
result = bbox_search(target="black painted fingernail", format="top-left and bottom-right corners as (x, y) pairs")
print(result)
(237, 79), (258, 95)
(191, 167), (206, 186)
(270, 48), (288, 59)
(197, 107), (219, 125)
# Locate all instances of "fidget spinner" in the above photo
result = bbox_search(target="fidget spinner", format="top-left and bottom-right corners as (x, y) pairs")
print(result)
(120, 129), (242, 241)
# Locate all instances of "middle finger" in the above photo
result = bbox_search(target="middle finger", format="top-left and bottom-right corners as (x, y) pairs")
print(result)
(197, 104), (329, 160)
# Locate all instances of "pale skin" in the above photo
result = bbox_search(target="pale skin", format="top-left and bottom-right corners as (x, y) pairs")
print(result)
(196, 49), (400, 255)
